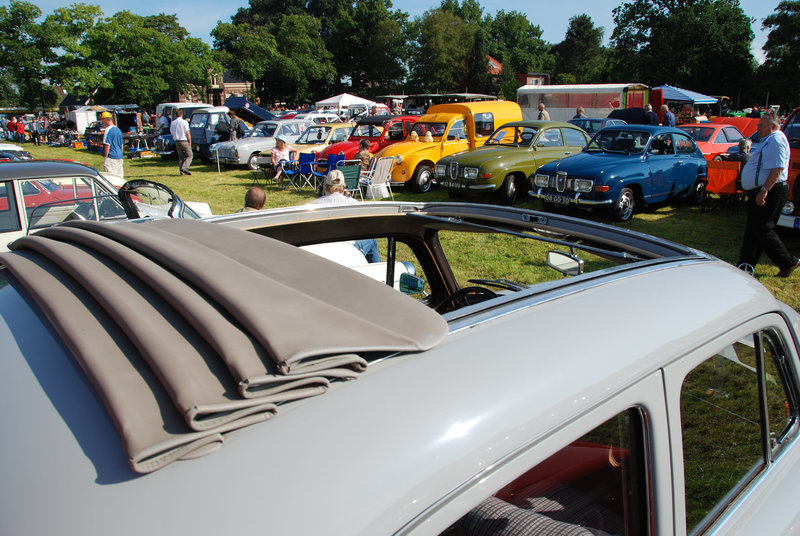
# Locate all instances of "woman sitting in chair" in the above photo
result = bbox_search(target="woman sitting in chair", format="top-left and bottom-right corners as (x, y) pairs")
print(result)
(271, 134), (297, 190)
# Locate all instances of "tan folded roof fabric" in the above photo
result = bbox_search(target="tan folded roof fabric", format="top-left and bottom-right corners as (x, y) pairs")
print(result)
(0, 219), (447, 473)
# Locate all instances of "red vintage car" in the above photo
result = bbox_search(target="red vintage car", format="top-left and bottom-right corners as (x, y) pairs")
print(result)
(316, 115), (418, 165)
(678, 123), (745, 161)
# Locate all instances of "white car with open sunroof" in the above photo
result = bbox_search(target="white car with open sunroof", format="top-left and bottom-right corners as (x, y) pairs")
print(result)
(1, 201), (799, 535)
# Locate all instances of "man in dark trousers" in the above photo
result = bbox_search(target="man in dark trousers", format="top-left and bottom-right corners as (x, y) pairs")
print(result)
(737, 113), (799, 277)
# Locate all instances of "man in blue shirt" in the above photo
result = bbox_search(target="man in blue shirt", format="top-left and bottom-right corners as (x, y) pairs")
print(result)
(101, 111), (124, 178)
(661, 105), (676, 127)
(737, 113), (799, 277)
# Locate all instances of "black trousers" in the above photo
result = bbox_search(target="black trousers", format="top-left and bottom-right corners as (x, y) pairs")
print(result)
(738, 182), (796, 270)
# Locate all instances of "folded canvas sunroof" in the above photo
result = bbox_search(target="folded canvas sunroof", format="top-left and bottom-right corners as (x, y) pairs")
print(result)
(0, 219), (447, 473)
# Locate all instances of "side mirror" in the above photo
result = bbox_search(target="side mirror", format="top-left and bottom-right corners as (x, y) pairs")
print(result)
(547, 250), (584, 276)
(118, 180), (199, 220)
(399, 273), (426, 295)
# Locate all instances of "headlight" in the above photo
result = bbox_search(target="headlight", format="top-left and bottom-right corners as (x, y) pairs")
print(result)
(434, 164), (446, 177)
(533, 174), (550, 187)
(574, 178), (593, 193)
(232, 147), (238, 157)
(782, 200), (795, 215)
(395, 155), (402, 165)
(463, 167), (478, 180)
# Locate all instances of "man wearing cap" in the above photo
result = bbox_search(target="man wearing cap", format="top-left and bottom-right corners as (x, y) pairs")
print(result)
(170, 108), (192, 175)
(311, 170), (380, 262)
(100, 111), (124, 177)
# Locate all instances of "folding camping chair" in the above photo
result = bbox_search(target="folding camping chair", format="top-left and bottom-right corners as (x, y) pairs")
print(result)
(337, 162), (364, 200)
(703, 160), (742, 213)
(282, 152), (317, 191)
(359, 156), (395, 200)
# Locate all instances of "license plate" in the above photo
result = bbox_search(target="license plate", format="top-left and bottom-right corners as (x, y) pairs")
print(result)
(440, 180), (467, 190)
(544, 194), (571, 205)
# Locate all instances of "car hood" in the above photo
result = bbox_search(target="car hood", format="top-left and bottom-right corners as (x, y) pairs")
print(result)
(319, 141), (357, 158)
(537, 151), (637, 175)
(440, 145), (527, 166)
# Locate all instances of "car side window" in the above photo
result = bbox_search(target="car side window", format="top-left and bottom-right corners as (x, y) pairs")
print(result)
(562, 127), (588, 147)
(674, 133), (697, 155)
(649, 133), (674, 155)
(386, 122), (404, 141)
(680, 330), (797, 534)
(448, 120), (466, 141)
(442, 409), (650, 536)
(474, 113), (494, 137)
(713, 130), (728, 144)
(0, 181), (21, 232)
(537, 128), (564, 147)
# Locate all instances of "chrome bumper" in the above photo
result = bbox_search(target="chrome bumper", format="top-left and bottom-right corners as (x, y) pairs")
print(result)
(528, 188), (613, 207)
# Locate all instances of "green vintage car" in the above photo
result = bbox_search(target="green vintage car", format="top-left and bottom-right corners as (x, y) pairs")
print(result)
(434, 121), (589, 205)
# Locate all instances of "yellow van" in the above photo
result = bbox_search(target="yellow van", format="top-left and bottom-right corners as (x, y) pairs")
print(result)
(375, 101), (522, 192)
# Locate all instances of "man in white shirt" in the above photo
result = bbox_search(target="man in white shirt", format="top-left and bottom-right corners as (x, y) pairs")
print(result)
(737, 113), (799, 277)
(169, 108), (192, 176)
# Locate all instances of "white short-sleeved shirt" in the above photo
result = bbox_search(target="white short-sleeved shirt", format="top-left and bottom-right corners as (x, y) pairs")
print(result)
(311, 192), (358, 205)
(170, 117), (190, 142)
(740, 129), (790, 190)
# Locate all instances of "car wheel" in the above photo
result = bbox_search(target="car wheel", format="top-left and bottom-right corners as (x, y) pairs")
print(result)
(498, 175), (519, 206)
(611, 187), (635, 221)
(247, 153), (260, 170)
(412, 165), (433, 193)
(692, 179), (707, 205)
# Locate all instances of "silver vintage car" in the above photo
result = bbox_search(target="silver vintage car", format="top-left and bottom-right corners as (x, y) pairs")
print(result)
(2, 202), (799, 535)
(210, 118), (311, 169)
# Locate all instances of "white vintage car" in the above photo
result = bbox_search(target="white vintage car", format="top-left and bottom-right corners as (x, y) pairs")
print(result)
(1, 202), (799, 535)
(210, 119), (311, 169)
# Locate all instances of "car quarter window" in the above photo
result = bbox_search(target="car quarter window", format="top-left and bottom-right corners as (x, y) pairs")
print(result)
(680, 329), (798, 534)
(674, 134), (697, 155)
(440, 409), (650, 536)
(0, 181), (21, 232)
(538, 128), (564, 147)
(562, 127), (588, 147)
(723, 127), (743, 143)
(713, 130), (728, 144)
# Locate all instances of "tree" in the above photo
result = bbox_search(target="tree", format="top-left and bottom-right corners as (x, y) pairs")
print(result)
(485, 10), (552, 98)
(552, 14), (605, 83)
(0, 1), (56, 109)
(610, 0), (755, 95)
(761, 1), (800, 109)
(408, 8), (474, 92)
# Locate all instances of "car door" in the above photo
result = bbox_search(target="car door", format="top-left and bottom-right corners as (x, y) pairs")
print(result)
(664, 315), (800, 535)
(672, 132), (702, 194)
(532, 127), (567, 166)
(645, 133), (683, 200)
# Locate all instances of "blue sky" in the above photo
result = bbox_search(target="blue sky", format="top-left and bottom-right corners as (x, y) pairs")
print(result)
(25, 0), (776, 61)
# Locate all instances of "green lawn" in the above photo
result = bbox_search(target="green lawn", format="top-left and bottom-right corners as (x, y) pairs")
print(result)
(22, 143), (800, 310)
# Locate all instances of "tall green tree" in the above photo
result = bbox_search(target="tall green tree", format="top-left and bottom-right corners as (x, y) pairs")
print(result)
(0, 1), (56, 109)
(761, 1), (800, 109)
(610, 0), (755, 94)
(408, 8), (474, 92)
(486, 10), (552, 97)
(552, 14), (605, 83)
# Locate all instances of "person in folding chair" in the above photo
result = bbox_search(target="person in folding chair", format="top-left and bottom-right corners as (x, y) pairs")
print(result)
(271, 135), (297, 190)
(310, 170), (381, 262)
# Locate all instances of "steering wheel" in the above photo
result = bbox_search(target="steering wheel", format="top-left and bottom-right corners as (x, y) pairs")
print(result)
(434, 286), (499, 313)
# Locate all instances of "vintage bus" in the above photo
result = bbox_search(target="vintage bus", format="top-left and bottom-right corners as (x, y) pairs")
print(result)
(517, 83), (649, 122)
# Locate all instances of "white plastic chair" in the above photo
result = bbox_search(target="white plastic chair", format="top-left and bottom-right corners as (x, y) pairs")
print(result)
(359, 156), (394, 200)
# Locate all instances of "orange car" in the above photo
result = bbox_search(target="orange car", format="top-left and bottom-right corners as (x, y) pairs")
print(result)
(678, 123), (745, 161)
(711, 116), (759, 137)
(779, 107), (800, 229)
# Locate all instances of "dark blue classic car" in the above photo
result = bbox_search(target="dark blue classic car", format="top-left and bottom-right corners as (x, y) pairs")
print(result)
(530, 126), (708, 221)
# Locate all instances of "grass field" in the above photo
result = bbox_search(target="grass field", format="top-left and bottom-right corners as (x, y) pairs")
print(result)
(21, 142), (800, 310)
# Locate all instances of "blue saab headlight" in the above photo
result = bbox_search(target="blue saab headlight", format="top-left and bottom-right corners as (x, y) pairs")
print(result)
(574, 178), (593, 193)
(533, 174), (550, 188)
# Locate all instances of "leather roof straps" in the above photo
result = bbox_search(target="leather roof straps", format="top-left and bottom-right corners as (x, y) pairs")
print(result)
(0, 219), (447, 473)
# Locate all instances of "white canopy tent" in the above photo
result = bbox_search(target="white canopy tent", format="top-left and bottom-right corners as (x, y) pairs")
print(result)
(315, 93), (380, 113)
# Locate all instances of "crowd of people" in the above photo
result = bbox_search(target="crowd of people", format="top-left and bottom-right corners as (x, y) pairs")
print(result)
(0, 115), (51, 145)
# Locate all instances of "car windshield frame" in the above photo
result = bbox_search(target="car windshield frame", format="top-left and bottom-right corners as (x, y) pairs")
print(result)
(411, 122), (447, 138)
(585, 129), (652, 155)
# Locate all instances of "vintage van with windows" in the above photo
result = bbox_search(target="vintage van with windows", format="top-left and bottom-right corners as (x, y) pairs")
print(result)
(374, 100), (523, 192)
